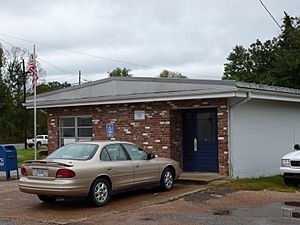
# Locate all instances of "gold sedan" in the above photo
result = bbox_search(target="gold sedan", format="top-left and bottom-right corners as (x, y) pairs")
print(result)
(19, 141), (180, 206)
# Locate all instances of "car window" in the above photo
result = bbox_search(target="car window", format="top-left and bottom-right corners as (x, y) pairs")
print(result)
(100, 148), (111, 161)
(45, 136), (48, 139)
(36, 135), (43, 139)
(105, 144), (128, 161)
(123, 143), (148, 160)
(47, 144), (98, 160)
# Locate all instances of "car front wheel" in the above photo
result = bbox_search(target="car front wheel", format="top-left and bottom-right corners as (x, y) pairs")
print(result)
(284, 177), (295, 186)
(89, 178), (111, 207)
(160, 168), (174, 191)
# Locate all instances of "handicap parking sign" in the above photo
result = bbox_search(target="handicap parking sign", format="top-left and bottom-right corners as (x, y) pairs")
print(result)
(106, 123), (114, 137)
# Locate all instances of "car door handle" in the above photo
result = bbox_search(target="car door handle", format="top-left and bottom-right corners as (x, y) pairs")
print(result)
(107, 167), (112, 170)
(136, 165), (140, 168)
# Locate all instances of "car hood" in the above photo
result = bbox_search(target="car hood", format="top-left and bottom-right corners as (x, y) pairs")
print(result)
(155, 157), (177, 164)
(282, 151), (300, 160)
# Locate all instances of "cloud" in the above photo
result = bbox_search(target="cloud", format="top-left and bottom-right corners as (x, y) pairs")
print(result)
(0, 0), (299, 83)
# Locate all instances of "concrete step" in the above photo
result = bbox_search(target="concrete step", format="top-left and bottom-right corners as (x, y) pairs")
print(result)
(177, 172), (227, 184)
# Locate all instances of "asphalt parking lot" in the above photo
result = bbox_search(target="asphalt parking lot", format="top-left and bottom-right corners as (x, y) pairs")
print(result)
(1, 176), (300, 225)
(0, 177), (207, 225)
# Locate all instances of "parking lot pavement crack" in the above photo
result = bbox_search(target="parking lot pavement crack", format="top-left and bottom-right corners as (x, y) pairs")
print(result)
(46, 217), (89, 225)
(0, 216), (89, 225)
(86, 186), (211, 223)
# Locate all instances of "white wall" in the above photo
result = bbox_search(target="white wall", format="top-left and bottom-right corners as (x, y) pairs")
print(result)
(230, 99), (300, 178)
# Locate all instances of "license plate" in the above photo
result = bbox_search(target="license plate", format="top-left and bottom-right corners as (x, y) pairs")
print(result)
(33, 169), (48, 177)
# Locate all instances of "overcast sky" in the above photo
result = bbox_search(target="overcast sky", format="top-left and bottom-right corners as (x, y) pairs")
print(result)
(0, 0), (299, 84)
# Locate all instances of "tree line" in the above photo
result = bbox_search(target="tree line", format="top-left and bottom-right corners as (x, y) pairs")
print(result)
(223, 13), (300, 88)
(0, 46), (71, 143)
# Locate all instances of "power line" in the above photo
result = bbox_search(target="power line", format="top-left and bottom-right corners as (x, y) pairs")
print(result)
(0, 32), (211, 78)
(258, 0), (282, 31)
(0, 32), (154, 69)
(0, 38), (91, 83)
(38, 58), (75, 76)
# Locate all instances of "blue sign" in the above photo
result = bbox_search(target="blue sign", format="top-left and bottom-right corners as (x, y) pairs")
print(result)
(106, 123), (114, 137)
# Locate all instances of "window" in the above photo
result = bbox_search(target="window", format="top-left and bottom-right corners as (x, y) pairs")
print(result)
(123, 144), (148, 160)
(100, 148), (111, 161)
(47, 143), (98, 160)
(104, 144), (128, 161)
(196, 112), (216, 143)
(60, 116), (92, 146)
(78, 117), (92, 138)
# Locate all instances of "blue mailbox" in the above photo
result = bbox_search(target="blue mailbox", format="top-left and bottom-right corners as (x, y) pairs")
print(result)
(0, 145), (19, 180)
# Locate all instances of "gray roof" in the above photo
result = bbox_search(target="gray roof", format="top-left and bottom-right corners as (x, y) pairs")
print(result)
(25, 77), (300, 108)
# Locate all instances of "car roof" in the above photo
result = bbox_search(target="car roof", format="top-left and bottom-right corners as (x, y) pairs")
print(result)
(74, 140), (135, 148)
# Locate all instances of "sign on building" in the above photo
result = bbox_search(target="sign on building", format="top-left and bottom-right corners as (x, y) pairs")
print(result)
(106, 123), (114, 137)
(134, 110), (145, 120)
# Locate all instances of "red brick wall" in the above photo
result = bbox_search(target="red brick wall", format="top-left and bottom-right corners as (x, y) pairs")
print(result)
(47, 98), (229, 176)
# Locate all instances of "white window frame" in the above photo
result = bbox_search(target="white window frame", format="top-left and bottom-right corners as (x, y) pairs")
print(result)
(59, 115), (92, 146)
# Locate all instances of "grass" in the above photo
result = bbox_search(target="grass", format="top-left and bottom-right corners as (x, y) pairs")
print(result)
(223, 175), (299, 192)
(17, 147), (48, 167)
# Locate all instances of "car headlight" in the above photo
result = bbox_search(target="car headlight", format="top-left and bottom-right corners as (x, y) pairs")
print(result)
(281, 159), (290, 167)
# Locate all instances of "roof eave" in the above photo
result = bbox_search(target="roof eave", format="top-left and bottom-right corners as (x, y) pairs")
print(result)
(25, 92), (236, 109)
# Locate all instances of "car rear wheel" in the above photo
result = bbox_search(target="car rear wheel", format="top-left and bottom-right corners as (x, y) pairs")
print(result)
(37, 195), (56, 203)
(160, 168), (174, 191)
(89, 178), (111, 207)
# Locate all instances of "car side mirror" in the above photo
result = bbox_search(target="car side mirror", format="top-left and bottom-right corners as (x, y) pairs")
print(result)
(294, 144), (300, 151)
(147, 153), (155, 160)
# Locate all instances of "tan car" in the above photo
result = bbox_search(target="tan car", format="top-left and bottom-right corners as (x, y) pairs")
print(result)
(19, 141), (180, 206)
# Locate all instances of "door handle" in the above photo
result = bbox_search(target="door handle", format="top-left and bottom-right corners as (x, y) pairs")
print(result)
(136, 164), (140, 168)
(107, 167), (112, 170)
(194, 138), (197, 152)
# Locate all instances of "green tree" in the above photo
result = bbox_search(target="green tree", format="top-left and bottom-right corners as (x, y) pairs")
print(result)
(1, 46), (30, 142)
(223, 13), (300, 88)
(48, 81), (71, 91)
(0, 46), (18, 143)
(159, 70), (187, 79)
(270, 13), (300, 88)
(108, 67), (132, 77)
(0, 44), (51, 143)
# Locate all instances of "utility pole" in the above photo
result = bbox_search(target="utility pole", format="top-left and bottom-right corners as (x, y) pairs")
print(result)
(79, 70), (81, 85)
(22, 59), (28, 149)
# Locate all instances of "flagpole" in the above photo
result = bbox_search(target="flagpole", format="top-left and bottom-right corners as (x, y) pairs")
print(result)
(33, 45), (37, 161)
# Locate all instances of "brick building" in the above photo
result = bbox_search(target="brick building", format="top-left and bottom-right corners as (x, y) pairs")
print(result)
(25, 77), (300, 178)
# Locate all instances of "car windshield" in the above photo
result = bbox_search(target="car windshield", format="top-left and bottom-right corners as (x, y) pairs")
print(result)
(46, 144), (98, 160)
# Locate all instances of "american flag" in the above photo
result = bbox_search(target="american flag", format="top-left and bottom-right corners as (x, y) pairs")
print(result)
(28, 57), (38, 88)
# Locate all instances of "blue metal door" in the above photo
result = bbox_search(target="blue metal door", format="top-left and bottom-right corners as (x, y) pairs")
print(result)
(183, 108), (218, 172)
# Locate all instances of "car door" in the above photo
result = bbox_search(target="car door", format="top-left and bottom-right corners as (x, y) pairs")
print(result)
(100, 144), (135, 190)
(122, 143), (160, 185)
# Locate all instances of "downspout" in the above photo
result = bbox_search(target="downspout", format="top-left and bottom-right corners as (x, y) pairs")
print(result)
(230, 92), (252, 108)
(228, 92), (252, 178)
